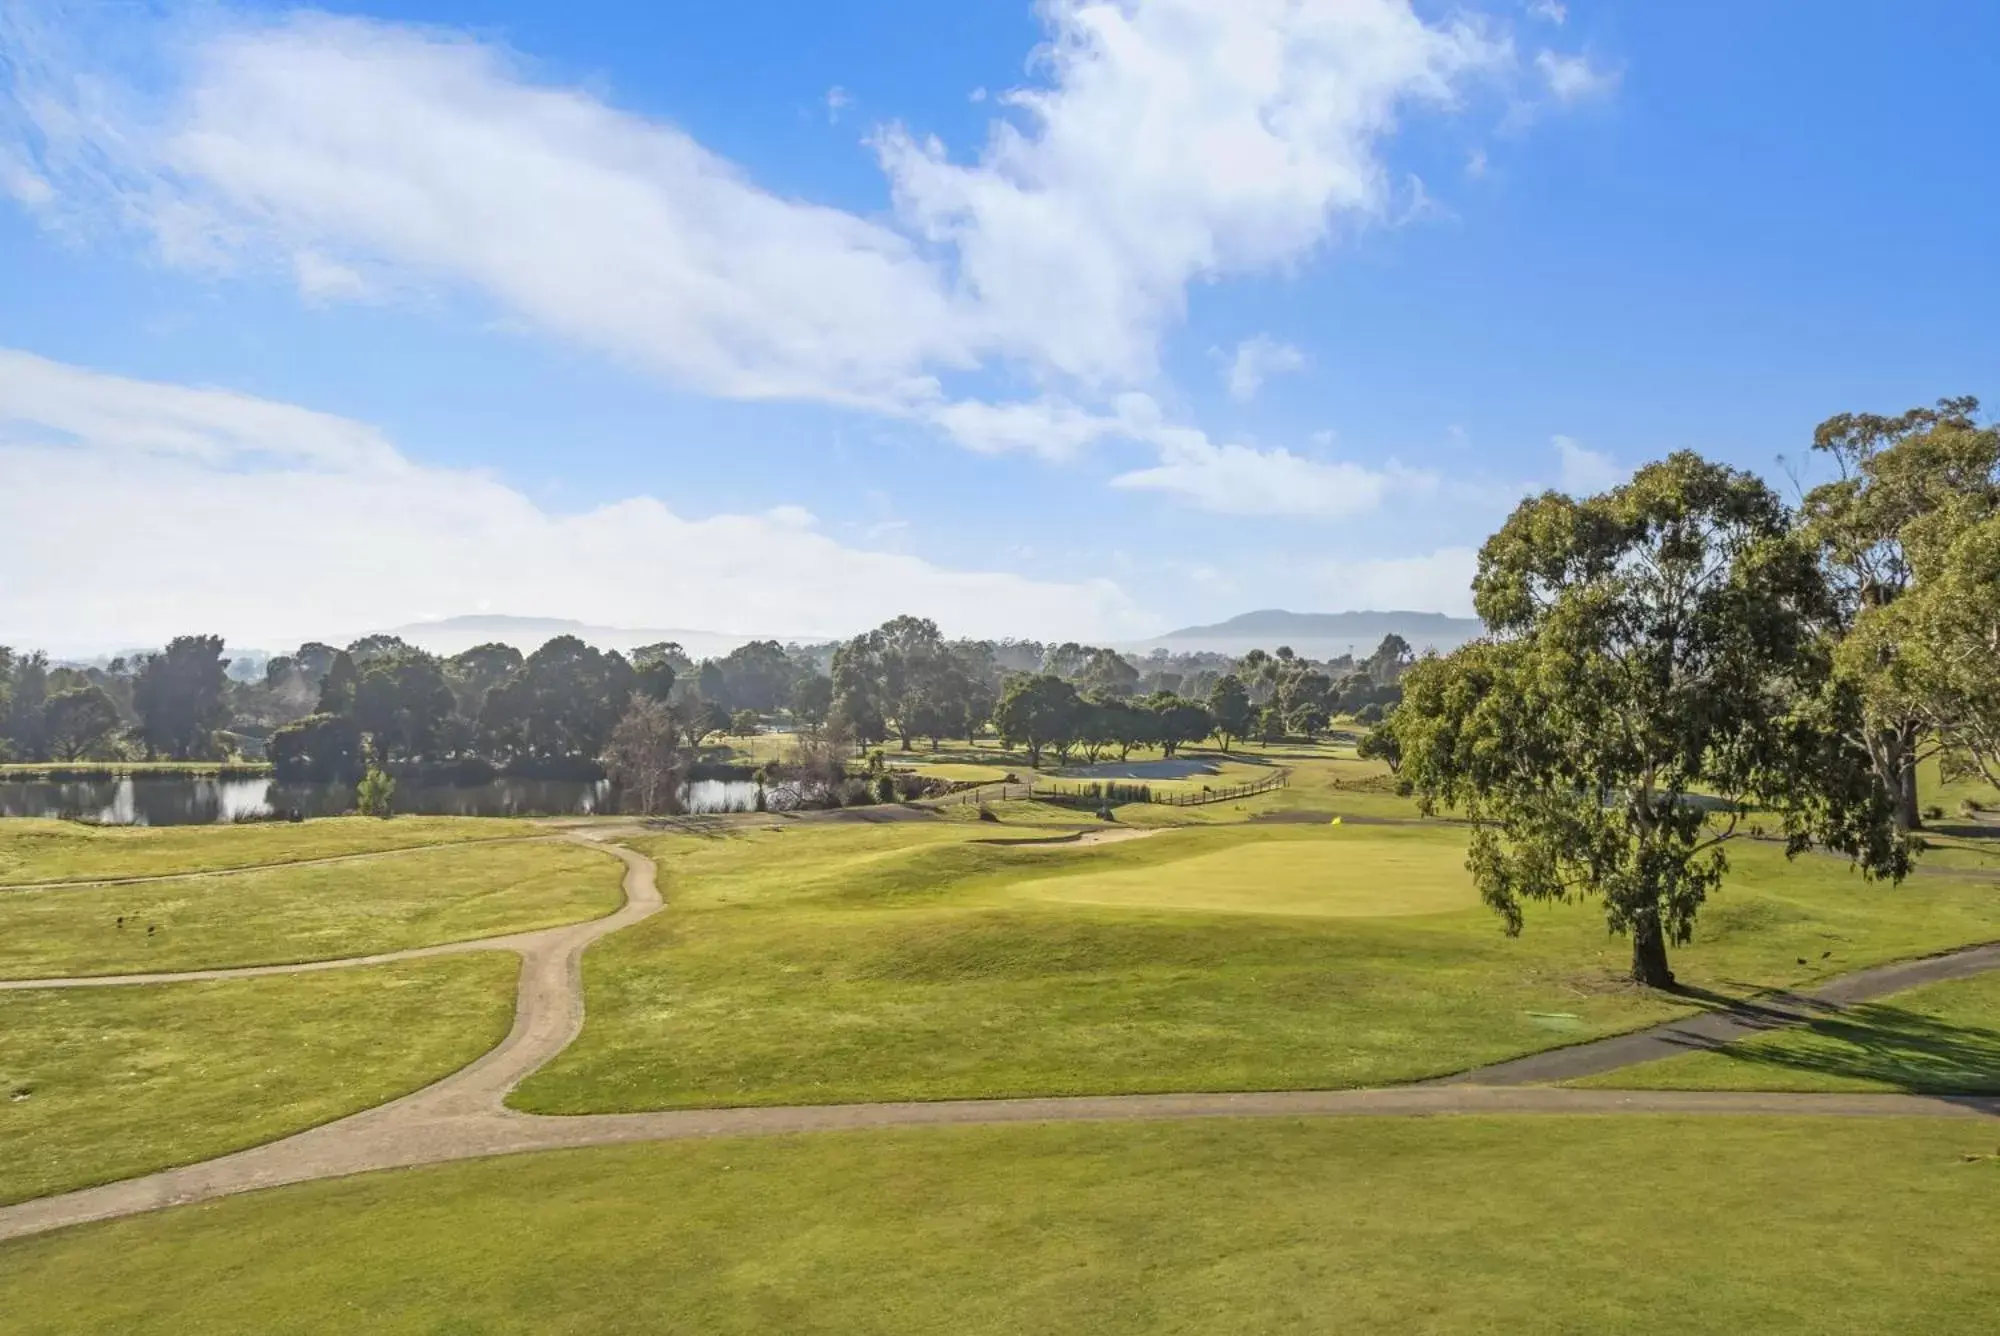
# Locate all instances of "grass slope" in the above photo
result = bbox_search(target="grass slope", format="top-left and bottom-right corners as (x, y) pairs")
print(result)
(0, 840), (625, 978)
(0, 816), (542, 886)
(4, 1117), (1998, 1334)
(0, 954), (518, 1204)
(515, 817), (2000, 1112)
(1581, 971), (2000, 1094)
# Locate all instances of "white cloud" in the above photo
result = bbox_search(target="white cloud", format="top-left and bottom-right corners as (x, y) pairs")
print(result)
(1109, 400), (1428, 518)
(825, 86), (853, 121)
(874, 0), (1506, 385)
(1313, 547), (1479, 616)
(1527, 1), (1566, 25)
(1112, 442), (1390, 517)
(0, 4), (1609, 519)
(1223, 335), (1307, 401)
(1553, 434), (1622, 494)
(0, 347), (405, 471)
(3, 2), (1512, 416)
(0, 349), (1150, 649)
(1464, 146), (1489, 178)
(292, 250), (372, 303)
(919, 396), (1123, 459)
(0, 150), (53, 206)
(6, 12), (965, 409)
(1535, 49), (1618, 103)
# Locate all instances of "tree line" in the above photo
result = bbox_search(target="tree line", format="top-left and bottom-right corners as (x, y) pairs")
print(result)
(0, 619), (1410, 779)
(1375, 397), (2000, 988)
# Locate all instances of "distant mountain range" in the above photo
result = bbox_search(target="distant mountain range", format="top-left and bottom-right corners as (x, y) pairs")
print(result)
(1146, 609), (1483, 655)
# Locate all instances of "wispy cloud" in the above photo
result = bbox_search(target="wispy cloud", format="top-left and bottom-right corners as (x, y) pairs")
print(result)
(1223, 335), (1307, 402)
(1536, 49), (1619, 103)
(1109, 398), (1433, 519)
(1553, 434), (1623, 494)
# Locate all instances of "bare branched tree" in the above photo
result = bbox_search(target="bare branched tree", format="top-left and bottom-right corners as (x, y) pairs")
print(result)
(601, 697), (687, 815)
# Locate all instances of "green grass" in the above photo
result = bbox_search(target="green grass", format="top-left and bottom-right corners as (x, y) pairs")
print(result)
(889, 761), (1017, 783)
(0, 954), (518, 1204)
(0, 816), (543, 885)
(5, 1116), (1999, 1334)
(1917, 751), (2000, 819)
(1009, 832), (1477, 916)
(0, 840), (624, 978)
(1580, 971), (2000, 1094)
(514, 817), (2000, 1112)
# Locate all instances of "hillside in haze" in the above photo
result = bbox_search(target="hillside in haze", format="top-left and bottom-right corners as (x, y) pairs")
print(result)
(1145, 610), (1483, 657)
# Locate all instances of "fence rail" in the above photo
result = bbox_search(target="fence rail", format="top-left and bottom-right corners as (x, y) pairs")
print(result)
(1033, 770), (1290, 808)
(924, 770), (1291, 811)
(924, 781), (1035, 808)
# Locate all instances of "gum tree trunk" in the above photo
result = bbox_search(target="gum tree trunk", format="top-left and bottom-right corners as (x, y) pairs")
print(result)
(1896, 751), (1922, 832)
(1630, 910), (1676, 989)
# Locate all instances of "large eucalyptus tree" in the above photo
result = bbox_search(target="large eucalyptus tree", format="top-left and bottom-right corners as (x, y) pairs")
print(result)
(1392, 453), (1905, 987)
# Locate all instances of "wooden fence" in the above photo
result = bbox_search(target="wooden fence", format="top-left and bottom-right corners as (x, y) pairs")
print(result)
(1033, 771), (1289, 808)
(925, 781), (1036, 808)
(925, 770), (1290, 810)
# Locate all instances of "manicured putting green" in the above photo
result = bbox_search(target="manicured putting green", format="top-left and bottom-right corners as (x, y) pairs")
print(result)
(0, 840), (624, 977)
(1009, 832), (1477, 917)
(0, 954), (518, 1205)
(3, 1117), (1997, 1334)
(0, 816), (541, 886)
(1581, 971), (2000, 1094)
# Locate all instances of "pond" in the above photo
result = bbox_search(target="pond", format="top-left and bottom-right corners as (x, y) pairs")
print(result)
(0, 776), (772, 826)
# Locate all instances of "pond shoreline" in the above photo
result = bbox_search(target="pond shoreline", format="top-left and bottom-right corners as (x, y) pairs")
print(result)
(0, 774), (773, 826)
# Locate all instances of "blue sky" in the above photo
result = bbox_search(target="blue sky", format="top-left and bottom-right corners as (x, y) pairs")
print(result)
(2, 0), (1995, 652)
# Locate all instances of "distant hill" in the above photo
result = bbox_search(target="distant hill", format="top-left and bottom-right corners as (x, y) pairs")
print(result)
(1146, 609), (1483, 657)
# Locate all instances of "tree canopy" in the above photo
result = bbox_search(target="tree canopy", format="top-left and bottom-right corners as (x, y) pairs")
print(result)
(1392, 452), (1906, 987)
(133, 636), (231, 760)
(1801, 396), (2000, 827)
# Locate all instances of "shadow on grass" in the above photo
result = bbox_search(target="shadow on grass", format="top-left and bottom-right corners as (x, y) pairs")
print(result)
(1661, 1000), (2000, 1094)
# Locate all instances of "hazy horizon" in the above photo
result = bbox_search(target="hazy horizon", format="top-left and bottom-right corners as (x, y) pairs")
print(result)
(27, 606), (1487, 664)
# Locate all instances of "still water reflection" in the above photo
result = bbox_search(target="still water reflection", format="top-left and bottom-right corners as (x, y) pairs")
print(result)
(0, 776), (767, 825)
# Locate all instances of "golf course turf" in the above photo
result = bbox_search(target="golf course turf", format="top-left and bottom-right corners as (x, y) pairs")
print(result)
(0, 837), (626, 977)
(1583, 970), (2000, 1094)
(5, 769), (1999, 1333)
(0, 816), (543, 885)
(513, 815), (2000, 1112)
(3, 1116), (1997, 1334)
(0, 953), (519, 1204)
